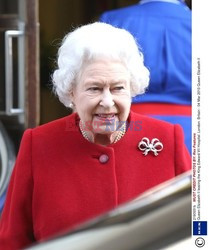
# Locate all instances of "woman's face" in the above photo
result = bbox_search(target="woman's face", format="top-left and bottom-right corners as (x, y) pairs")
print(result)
(72, 59), (131, 135)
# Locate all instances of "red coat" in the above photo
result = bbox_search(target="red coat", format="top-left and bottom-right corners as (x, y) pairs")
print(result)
(0, 111), (191, 249)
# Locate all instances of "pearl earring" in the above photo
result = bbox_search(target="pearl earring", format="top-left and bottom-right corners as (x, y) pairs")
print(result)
(69, 103), (74, 109)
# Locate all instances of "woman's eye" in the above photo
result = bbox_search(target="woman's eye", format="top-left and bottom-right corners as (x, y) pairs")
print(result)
(113, 86), (124, 91)
(88, 87), (100, 91)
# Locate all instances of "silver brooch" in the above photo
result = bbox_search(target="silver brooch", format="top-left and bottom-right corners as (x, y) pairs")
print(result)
(138, 137), (163, 156)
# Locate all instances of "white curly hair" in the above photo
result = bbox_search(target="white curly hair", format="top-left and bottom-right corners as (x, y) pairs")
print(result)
(52, 22), (150, 107)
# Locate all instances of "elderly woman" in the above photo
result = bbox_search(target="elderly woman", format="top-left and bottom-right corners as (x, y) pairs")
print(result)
(0, 22), (191, 249)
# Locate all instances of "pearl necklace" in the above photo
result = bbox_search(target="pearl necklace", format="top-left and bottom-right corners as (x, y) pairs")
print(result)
(79, 121), (126, 144)
(113, 122), (126, 143)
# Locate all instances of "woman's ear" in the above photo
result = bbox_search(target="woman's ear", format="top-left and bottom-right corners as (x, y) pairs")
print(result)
(69, 90), (74, 103)
(69, 83), (76, 101)
(69, 87), (76, 109)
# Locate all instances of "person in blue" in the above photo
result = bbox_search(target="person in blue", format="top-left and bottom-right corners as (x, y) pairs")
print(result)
(99, 0), (191, 154)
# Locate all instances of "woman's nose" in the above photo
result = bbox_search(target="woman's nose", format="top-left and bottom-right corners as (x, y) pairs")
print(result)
(100, 90), (115, 108)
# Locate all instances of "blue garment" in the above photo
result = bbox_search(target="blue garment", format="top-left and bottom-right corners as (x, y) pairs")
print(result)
(100, 0), (191, 105)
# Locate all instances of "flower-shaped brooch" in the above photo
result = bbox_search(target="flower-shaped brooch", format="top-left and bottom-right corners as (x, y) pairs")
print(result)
(138, 137), (163, 156)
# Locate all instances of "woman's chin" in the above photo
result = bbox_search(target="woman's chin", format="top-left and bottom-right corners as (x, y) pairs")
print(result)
(92, 117), (118, 133)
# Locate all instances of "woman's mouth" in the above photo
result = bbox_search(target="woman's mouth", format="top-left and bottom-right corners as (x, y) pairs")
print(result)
(96, 113), (115, 118)
(94, 113), (117, 122)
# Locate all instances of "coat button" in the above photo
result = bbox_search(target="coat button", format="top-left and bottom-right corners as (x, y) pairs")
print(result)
(99, 154), (109, 163)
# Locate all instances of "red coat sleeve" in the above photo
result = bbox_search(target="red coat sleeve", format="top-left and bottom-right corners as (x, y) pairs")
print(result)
(174, 124), (191, 175)
(0, 129), (35, 249)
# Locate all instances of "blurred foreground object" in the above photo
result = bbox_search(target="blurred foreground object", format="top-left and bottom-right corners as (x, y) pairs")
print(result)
(29, 171), (191, 250)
